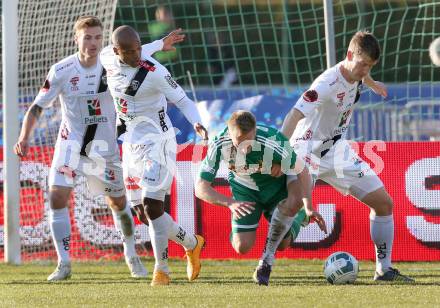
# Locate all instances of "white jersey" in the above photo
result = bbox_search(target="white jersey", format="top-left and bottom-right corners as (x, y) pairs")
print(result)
(292, 62), (362, 157)
(35, 54), (117, 158)
(100, 41), (189, 144)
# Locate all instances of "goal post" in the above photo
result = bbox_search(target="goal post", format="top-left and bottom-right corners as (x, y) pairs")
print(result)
(1, 0), (118, 263)
(2, 0), (21, 265)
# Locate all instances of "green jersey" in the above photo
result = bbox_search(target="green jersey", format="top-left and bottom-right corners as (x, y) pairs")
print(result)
(199, 124), (297, 193)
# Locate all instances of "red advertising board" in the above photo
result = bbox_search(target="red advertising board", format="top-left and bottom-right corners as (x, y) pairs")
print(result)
(0, 142), (439, 261)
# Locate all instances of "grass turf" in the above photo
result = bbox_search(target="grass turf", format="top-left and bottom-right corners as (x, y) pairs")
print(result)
(0, 259), (439, 307)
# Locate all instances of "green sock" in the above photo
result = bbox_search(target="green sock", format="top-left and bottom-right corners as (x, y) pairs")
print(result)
(289, 207), (307, 243)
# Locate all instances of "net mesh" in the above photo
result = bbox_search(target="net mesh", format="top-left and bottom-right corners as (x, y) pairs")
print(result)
(0, 0), (118, 261)
(115, 0), (440, 141)
(1, 0), (439, 262)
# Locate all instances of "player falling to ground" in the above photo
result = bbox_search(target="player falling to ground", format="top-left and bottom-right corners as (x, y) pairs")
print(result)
(100, 25), (208, 286)
(281, 30), (413, 282)
(14, 16), (183, 281)
(195, 110), (327, 286)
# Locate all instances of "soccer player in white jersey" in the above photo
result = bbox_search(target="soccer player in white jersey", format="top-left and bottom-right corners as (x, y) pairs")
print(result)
(281, 31), (413, 282)
(100, 25), (208, 286)
(14, 16), (183, 281)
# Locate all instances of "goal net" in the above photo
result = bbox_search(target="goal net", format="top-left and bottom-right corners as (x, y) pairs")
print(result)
(0, 0), (118, 261)
(2, 0), (439, 263)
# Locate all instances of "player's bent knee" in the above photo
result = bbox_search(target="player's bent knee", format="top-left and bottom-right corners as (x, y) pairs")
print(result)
(143, 197), (164, 220)
(233, 241), (253, 254)
(49, 186), (72, 209)
(362, 187), (394, 216)
(106, 195), (126, 211)
(232, 233), (255, 254)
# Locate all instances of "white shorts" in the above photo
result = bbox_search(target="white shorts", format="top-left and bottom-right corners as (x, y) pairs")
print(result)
(49, 146), (125, 197)
(295, 140), (383, 200)
(122, 140), (176, 203)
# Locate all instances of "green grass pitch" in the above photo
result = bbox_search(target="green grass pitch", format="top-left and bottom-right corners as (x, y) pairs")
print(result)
(1, 259), (439, 307)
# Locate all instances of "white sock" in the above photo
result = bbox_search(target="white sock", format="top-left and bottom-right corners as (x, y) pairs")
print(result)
(49, 207), (71, 263)
(111, 205), (137, 258)
(370, 214), (394, 274)
(261, 207), (295, 266)
(163, 212), (197, 250)
(148, 213), (170, 273)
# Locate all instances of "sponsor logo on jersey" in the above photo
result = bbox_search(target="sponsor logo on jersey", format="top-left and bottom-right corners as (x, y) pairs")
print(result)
(329, 77), (339, 86)
(87, 99), (101, 116)
(70, 76), (79, 91)
(164, 74), (178, 89)
(124, 176), (140, 190)
(158, 107), (169, 132)
(303, 89), (318, 103)
(130, 80), (140, 91)
(138, 60), (156, 72)
(337, 92), (345, 103)
(84, 116), (108, 125)
(303, 155), (319, 170)
(60, 123), (69, 140)
(57, 165), (77, 178)
(115, 97), (128, 114)
(101, 74), (107, 85)
(333, 126), (348, 135)
(296, 129), (313, 141)
(56, 62), (73, 72)
(41, 79), (50, 93)
(104, 168), (115, 181)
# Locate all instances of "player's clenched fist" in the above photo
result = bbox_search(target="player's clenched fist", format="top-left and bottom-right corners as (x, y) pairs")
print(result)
(14, 139), (29, 158)
(194, 122), (209, 140)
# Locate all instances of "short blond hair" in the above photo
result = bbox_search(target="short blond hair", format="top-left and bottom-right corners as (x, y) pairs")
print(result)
(227, 110), (256, 133)
(74, 15), (103, 34)
(348, 30), (380, 61)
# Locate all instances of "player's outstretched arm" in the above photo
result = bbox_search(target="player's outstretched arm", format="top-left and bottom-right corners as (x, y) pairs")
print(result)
(141, 28), (185, 56)
(162, 28), (185, 51)
(363, 74), (387, 98)
(195, 178), (255, 218)
(281, 108), (305, 140)
(14, 103), (43, 157)
(294, 159), (327, 234)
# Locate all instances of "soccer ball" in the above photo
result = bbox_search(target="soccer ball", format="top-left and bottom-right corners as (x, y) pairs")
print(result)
(324, 251), (359, 284)
(429, 37), (440, 67)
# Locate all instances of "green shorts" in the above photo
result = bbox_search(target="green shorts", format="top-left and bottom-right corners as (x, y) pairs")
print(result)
(230, 183), (287, 234)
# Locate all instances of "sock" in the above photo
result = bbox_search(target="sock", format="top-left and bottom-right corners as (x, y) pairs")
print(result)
(261, 207), (295, 266)
(163, 212), (197, 251)
(290, 207), (307, 242)
(370, 214), (394, 274)
(148, 213), (170, 273)
(49, 207), (71, 263)
(111, 205), (137, 258)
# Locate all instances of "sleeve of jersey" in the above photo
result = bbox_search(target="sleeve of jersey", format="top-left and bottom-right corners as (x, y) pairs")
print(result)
(141, 40), (164, 57)
(294, 83), (327, 117)
(198, 137), (222, 183)
(33, 66), (62, 108)
(172, 96), (202, 125)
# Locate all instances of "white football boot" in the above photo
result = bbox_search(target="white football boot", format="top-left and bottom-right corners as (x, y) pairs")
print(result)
(125, 256), (148, 278)
(47, 261), (71, 281)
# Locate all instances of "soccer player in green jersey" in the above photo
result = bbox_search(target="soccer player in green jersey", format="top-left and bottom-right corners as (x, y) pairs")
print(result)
(195, 110), (327, 285)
